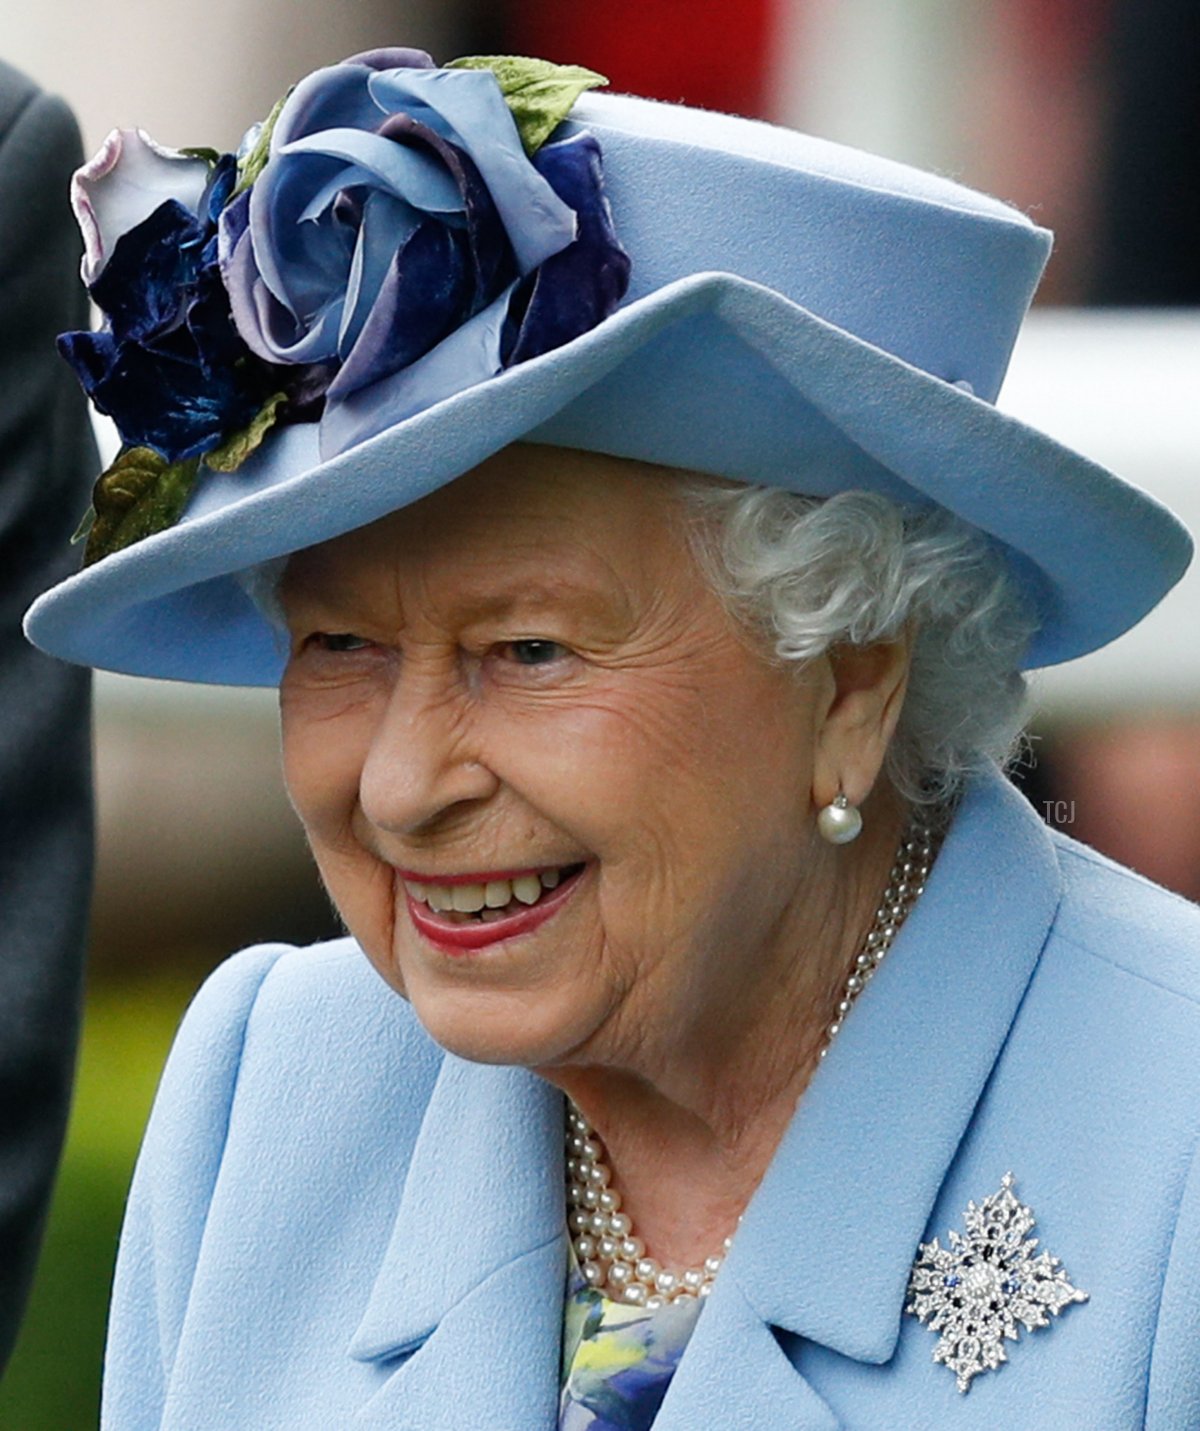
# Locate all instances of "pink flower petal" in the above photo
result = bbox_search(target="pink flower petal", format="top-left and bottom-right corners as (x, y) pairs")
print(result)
(73, 128), (211, 285)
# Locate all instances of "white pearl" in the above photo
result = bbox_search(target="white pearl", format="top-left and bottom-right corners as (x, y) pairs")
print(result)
(622, 1281), (648, 1306)
(609, 1212), (632, 1237)
(580, 1139), (601, 1161)
(620, 1235), (644, 1261)
(598, 1234), (618, 1259)
(704, 1255), (723, 1276)
(635, 1257), (660, 1283)
(655, 1269), (678, 1296)
(682, 1268), (705, 1291)
(575, 1235), (596, 1260)
(645, 1294), (666, 1310)
(583, 1260), (604, 1286)
(817, 798), (862, 845)
(607, 1260), (633, 1288)
(570, 1209), (591, 1232)
(598, 1187), (621, 1213)
(588, 1211), (607, 1236)
(698, 1281), (714, 1297)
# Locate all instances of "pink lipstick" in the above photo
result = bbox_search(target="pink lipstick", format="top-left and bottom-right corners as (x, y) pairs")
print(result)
(403, 863), (588, 953)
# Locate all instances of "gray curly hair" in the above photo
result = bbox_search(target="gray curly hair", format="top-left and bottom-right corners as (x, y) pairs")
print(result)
(673, 479), (1039, 808)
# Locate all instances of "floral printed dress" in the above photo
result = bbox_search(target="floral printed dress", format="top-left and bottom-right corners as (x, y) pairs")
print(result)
(558, 1252), (705, 1430)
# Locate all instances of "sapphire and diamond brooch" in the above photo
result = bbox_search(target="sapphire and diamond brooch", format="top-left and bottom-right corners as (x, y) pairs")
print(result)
(905, 1173), (1089, 1393)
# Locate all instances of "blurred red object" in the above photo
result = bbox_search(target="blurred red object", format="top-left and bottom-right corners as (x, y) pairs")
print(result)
(509, 0), (773, 117)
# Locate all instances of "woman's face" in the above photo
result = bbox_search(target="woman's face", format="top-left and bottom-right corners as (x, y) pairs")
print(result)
(279, 446), (835, 1071)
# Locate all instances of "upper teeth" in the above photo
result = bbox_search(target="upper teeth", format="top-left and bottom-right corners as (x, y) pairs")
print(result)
(406, 867), (566, 913)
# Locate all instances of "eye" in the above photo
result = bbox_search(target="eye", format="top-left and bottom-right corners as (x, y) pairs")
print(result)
(304, 632), (374, 653)
(504, 638), (568, 666)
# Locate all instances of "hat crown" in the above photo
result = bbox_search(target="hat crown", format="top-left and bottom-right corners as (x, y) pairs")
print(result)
(572, 92), (1051, 402)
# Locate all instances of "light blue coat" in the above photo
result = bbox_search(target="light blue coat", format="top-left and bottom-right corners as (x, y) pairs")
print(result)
(102, 770), (1200, 1428)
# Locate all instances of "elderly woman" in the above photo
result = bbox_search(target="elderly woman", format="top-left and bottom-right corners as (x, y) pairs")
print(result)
(27, 47), (1200, 1430)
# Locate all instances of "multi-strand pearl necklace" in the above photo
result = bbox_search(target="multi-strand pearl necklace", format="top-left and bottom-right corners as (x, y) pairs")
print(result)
(565, 819), (936, 1308)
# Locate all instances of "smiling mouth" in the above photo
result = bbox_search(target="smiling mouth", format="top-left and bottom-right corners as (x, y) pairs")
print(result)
(401, 863), (588, 951)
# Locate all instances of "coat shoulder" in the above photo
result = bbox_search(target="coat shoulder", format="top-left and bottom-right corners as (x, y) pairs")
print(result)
(150, 937), (445, 1188)
(182, 935), (441, 1088)
(1047, 830), (1200, 1008)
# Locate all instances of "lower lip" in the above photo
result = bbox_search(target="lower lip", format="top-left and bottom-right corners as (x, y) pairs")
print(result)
(404, 866), (587, 953)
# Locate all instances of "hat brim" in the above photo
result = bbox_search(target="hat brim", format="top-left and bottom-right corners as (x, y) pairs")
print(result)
(25, 272), (1192, 683)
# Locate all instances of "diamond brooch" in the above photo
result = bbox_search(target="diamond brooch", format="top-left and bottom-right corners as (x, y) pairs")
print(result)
(905, 1173), (1088, 1393)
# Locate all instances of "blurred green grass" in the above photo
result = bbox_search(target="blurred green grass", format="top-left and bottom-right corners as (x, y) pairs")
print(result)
(0, 969), (205, 1431)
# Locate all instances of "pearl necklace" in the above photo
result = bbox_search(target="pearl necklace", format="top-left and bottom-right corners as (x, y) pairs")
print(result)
(565, 819), (936, 1308)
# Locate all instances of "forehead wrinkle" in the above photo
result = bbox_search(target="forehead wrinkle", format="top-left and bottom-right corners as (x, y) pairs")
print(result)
(416, 537), (639, 633)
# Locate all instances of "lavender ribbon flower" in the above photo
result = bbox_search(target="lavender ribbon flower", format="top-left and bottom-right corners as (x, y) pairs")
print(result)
(220, 51), (630, 458)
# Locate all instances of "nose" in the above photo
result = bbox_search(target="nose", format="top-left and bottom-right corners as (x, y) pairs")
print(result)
(358, 665), (500, 837)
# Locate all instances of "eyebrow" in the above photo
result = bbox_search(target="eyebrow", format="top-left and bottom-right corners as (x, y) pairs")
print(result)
(283, 574), (630, 635)
(453, 581), (619, 623)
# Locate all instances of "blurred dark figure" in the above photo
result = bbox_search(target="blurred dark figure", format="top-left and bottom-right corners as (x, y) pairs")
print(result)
(1091, 0), (1200, 303)
(0, 60), (95, 1373)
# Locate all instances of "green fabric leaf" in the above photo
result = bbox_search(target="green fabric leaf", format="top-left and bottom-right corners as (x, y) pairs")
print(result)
(447, 55), (608, 153)
(83, 447), (200, 567)
(203, 391), (288, 473)
(70, 505), (96, 546)
(178, 146), (221, 165)
(233, 88), (292, 197)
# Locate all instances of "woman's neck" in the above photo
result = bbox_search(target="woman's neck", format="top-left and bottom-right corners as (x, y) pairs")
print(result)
(540, 785), (912, 1271)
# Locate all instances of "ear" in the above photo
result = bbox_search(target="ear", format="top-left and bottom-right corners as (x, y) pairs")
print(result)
(811, 631), (912, 809)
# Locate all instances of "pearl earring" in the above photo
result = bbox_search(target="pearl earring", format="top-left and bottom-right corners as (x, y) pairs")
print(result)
(817, 792), (862, 845)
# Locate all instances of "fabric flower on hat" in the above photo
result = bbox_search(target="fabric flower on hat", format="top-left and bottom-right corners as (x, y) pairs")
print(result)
(221, 48), (630, 458)
(58, 134), (285, 464)
(57, 50), (631, 565)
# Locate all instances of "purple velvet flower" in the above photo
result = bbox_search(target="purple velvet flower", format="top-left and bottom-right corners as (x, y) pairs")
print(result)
(58, 137), (279, 462)
(220, 53), (630, 457)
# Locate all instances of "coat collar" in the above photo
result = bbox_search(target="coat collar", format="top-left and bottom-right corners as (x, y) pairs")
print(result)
(349, 1053), (565, 1358)
(725, 768), (1062, 1363)
(348, 1054), (568, 1426)
(347, 768), (1062, 1424)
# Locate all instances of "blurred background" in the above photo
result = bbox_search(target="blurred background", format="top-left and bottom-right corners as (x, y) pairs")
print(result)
(2, 1), (1197, 1424)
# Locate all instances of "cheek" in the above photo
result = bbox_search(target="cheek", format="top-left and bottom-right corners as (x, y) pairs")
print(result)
(279, 690), (382, 907)
(278, 679), (374, 830)
(281, 720), (352, 836)
(488, 666), (803, 913)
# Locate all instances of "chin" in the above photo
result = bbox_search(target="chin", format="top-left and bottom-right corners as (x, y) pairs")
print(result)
(405, 981), (600, 1069)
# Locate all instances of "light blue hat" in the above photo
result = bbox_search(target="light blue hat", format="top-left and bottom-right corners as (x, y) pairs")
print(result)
(24, 54), (1192, 685)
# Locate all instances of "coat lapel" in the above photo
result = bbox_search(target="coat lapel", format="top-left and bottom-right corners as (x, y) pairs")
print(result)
(728, 771), (1062, 1357)
(348, 1052), (567, 1428)
(653, 1276), (841, 1431)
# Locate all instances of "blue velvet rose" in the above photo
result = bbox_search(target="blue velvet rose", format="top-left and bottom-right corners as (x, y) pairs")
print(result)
(219, 48), (631, 457)
(58, 133), (281, 463)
